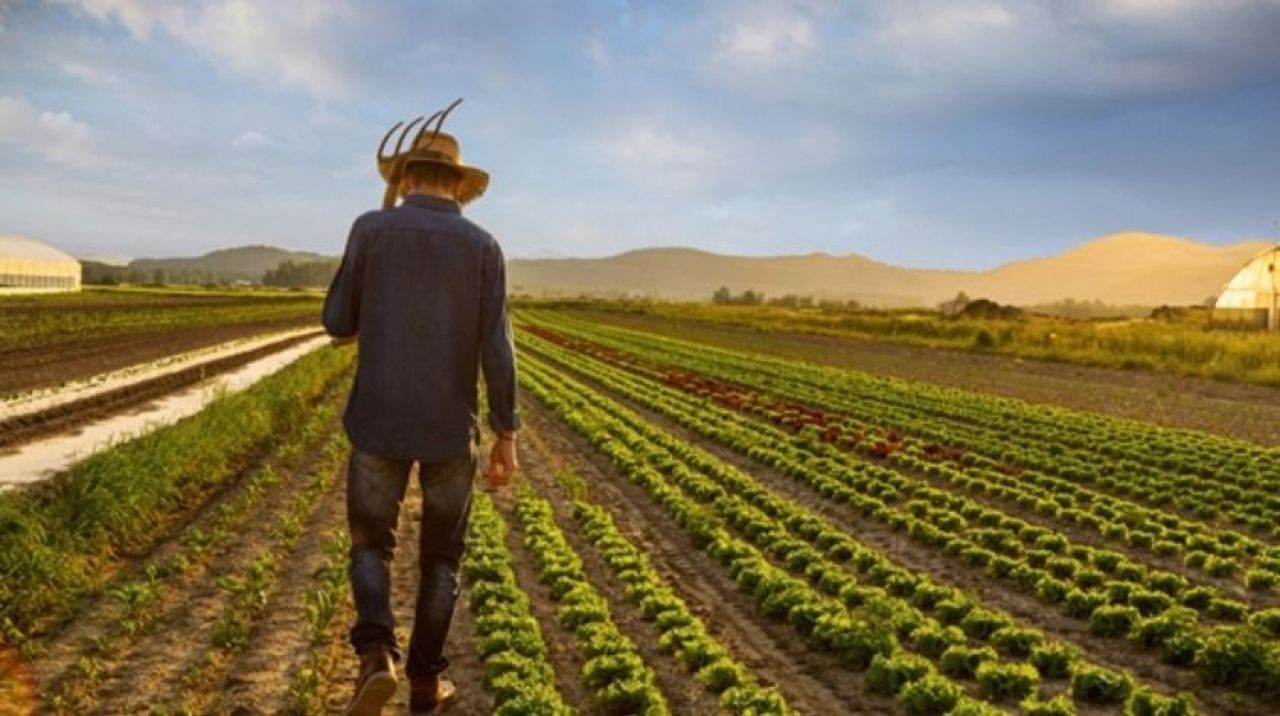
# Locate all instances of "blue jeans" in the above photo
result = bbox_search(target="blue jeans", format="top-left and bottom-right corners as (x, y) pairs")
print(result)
(346, 439), (477, 679)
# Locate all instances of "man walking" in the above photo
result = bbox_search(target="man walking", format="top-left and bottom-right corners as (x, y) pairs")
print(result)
(322, 105), (520, 715)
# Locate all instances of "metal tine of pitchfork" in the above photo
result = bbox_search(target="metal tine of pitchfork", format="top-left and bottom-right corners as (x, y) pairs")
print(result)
(410, 98), (464, 155)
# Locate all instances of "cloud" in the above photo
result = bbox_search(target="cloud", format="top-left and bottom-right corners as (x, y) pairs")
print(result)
(61, 60), (120, 85)
(606, 124), (723, 192)
(0, 95), (103, 167)
(230, 130), (278, 148)
(712, 2), (820, 69)
(50, 0), (360, 99)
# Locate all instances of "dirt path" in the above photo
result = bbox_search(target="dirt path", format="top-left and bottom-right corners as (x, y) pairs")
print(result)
(518, 393), (897, 716)
(84, 458), (345, 713)
(576, 310), (1280, 446)
(322, 469), (491, 716)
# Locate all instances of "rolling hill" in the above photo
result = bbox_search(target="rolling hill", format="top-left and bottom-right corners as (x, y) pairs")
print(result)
(100, 232), (1272, 306)
(128, 245), (329, 282)
(507, 232), (1273, 307)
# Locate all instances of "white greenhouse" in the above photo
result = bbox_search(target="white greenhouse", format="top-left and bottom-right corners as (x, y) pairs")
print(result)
(0, 235), (82, 294)
(1213, 246), (1280, 330)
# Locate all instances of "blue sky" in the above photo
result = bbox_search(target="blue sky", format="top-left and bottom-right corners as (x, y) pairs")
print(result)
(1, 0), (1279, 269)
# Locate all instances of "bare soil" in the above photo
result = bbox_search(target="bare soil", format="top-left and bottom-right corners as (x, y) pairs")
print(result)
(322, 471), (492, 716)
(576, 310), (1280, 446)
(28, 414), (346, 713)
(0, 330), (322, 450)
(0, 315), (319, 396)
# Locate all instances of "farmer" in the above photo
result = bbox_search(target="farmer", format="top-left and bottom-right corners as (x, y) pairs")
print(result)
(321, 101), (520, 715)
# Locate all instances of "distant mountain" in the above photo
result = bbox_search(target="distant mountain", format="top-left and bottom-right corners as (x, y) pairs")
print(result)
(128, 245), (330, 282)
(507, 233), (1274, 307)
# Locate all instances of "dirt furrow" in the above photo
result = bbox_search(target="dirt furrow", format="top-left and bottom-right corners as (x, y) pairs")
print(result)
(87, 459), (345, 714)
(0, 330), (322, 450)
(207, 472), (349, 714)
(0, 315), (319, 396)
(29, 413), (344, 704)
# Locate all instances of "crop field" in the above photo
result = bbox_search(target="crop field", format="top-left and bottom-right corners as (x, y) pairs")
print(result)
(0, 287), (323, 397)
(2, 305), (1278, 715)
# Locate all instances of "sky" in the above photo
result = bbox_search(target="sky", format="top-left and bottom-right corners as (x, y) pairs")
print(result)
(1, 0), (1279, 269)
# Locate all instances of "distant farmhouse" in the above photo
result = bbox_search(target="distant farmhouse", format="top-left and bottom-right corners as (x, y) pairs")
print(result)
(0, 235), (82, 294)
(1213, 246), (1280, 330)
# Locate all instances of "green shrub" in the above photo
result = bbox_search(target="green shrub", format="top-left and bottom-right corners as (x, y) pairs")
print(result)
(1090, 604), (1140, 638)
(695, 657), (746, 692)
(1178, 586), (1217, 610)
(939, 644), (998, 678)
(865, 652), (934, 696)
(1021, 694), (1076, 716)
(1206, 598), (1248, 622)
(975, 660), (1039, 700)
(933, 596), (975, 625)
(1029, 643), (1078, 679)
(813, 613), (895, 671)
(1204, 556), (1238, 578)
(1244, 568), (1278, 591)
(909, 623), (966, 658)
(1064, 588), (1106, 619)
(1159, 630), (1204, 667)
(896, 674), (962, 716)
(1070, 663), (1133, 704)
(959, 608), (1011, 641)
(1131, 607), (1196, 649)
(1129, 589), (1174, 617)
(1125, 686), (1197, 716)
(718, 685), (789, 715)
(1248, 607), (1280, 637)
(1194, 625), (1280, 692)
(990, 625), (1044, 658)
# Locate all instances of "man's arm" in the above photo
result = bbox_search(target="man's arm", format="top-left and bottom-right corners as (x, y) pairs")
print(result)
(321, 217), (365, 339)
(479, 237), (520, 435)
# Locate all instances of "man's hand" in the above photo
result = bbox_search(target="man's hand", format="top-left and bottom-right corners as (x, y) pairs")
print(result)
(486, 434), (519, 489)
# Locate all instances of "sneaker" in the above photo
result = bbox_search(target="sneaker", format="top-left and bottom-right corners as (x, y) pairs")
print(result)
(344, 645), (398, 716)
(409, 674), (457, 714)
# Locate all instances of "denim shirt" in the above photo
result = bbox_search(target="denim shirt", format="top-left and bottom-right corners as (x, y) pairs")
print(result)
(321, 193), (520, 462)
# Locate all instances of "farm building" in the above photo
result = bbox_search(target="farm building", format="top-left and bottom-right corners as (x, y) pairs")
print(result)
(0, 234), (82, 294)
(1213, 245), (1280, 330)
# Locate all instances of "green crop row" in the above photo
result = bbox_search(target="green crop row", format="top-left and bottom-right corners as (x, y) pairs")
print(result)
(518, 316), (1280, 594)
(519, 330), (1279, 700)
(0, 291), (321, 350)
(571, 499), (790, 713)
(284, 529), (352, 716)
(462, 491), (575, 716)
(521, 310), (1280, 539)
(0, 343), (355, 647)
(46, 416), (350, 714)
(512, 486), (670, 716)
(519, 354), (1199, 715)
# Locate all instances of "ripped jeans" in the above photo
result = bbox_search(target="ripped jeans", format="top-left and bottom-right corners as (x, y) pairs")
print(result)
(345, 438), (477, 679)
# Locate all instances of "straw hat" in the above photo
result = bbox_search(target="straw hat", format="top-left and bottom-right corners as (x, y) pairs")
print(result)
(375, 99), (489, 208)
